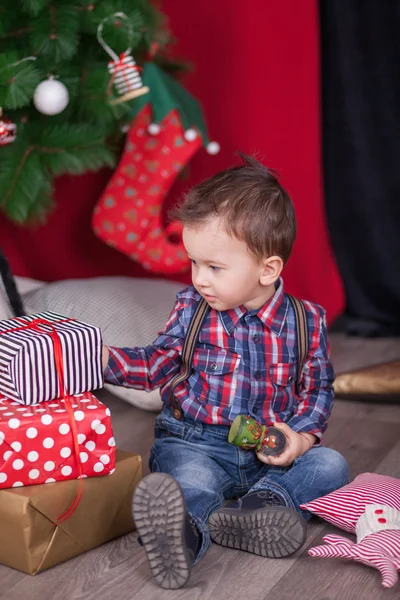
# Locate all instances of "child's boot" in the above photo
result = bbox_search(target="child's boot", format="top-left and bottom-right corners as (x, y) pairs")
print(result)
(132, 472), (200, 589)
(208, 489), (307, 558)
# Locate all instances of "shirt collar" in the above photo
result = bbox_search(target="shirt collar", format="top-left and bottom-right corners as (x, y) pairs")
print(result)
(218, 278), (288, 336)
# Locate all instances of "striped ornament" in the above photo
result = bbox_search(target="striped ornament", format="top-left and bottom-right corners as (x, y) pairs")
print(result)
(301, 473), (400, 533)
(0, 312), (103, 405)
(108, 51), (146, 98)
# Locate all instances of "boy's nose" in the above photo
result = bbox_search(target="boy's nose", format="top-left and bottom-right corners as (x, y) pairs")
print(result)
(194, 269), (209, 288)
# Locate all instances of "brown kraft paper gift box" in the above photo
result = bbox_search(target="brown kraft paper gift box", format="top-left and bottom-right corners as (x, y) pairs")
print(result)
(0, 450), (142, 575)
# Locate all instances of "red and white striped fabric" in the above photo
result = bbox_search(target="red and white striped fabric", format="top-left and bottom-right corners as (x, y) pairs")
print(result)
(300, 473), (400, 533)
(309, 519), (400, 588)
(0, 312), (103, 405)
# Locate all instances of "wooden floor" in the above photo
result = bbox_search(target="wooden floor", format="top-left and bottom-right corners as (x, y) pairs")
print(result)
(1, 332), (400, 600)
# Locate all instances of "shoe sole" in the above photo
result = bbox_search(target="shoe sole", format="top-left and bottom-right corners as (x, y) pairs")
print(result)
(132, 473), (191, 589)
(208, 505), (307, 558)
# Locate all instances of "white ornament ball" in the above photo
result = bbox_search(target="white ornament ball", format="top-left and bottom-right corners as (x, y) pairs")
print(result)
(148, 123), (161, 135)
(33, 78), (69, 116)
(184, 128), (198, 142)
(206, 141), (220, 155)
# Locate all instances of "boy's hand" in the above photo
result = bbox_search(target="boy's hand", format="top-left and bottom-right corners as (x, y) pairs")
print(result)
(256, 422), (315, 468)
(102, 344), (110, 371)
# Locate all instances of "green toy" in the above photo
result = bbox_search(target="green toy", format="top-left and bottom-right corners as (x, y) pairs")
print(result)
(228, 415), (287, 457)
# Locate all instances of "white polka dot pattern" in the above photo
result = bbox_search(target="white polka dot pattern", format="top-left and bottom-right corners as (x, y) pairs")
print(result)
(0, 392), (115, 488)
(60, 447), (71, 458)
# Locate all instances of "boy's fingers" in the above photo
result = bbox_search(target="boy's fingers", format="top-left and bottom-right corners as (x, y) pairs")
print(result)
(257, 448), (293, 467)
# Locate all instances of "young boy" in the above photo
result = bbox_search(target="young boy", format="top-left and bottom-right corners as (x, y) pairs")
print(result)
(102, 155), (349, 589)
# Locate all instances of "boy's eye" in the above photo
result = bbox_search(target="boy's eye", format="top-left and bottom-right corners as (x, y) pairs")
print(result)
(190, 259), (197, 265)
(209, 265), (220, 272)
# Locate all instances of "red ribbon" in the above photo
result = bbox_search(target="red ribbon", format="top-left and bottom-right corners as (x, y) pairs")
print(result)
(108, 51), (142, 94)
(1, 317), (84, 524)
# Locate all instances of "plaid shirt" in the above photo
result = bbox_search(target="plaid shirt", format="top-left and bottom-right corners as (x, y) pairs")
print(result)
(105, 279), (335, 439)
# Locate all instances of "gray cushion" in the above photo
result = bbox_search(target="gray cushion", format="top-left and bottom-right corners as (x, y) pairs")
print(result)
(23, 277), (182, 411)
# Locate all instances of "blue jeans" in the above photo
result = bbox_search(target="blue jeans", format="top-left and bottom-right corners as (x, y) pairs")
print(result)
(149, 406), (349, 564)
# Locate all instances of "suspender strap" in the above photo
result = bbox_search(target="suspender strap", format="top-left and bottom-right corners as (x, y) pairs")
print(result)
(287, 294), (309, 394)
(169, 297), (210, 420)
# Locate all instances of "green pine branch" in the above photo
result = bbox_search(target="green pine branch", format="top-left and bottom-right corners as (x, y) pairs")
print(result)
(38, 123), (116, 175)
(0, 140), (50, 222)
(0, 123), (115, 222)
(30, 4), (80, 63)
(0, 54), (42, 110)
(21, 0), (51, 17)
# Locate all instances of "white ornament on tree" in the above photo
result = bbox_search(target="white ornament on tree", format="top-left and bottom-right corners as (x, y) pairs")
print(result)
(33, 77), (69, 115)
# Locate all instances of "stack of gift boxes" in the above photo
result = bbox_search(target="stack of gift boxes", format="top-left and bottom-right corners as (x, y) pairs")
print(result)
(0, 311), (142, 575)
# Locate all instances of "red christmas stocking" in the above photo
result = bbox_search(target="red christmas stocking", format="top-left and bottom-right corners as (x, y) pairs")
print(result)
(92, 105), (202, 274)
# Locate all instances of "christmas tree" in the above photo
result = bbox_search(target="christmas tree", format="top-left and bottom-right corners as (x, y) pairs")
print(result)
(0, 0), (211, 225)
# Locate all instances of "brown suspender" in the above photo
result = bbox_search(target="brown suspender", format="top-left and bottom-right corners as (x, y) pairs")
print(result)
(168, 294), (309, 419)
(169, 297), (210, 420)
(287, 294), (309, 395)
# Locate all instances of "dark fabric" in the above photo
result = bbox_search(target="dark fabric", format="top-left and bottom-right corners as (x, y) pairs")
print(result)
(320, 1), (400, 336)
(0, 248), (24, 317)
(227, 490), (287, 511)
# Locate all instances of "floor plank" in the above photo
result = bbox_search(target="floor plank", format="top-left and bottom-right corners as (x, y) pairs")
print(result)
(330, 332), (400, 373)
(332, 397), (400, 424)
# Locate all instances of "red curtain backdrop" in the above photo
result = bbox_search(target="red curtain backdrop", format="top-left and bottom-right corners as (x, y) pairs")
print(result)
(0, 0), (344, 323)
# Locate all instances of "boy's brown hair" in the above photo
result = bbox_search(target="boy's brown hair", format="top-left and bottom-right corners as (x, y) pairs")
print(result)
(172, 153), (296, 263)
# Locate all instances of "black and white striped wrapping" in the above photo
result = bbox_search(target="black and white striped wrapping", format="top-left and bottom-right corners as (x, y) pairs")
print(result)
(0, 312), (103, 405)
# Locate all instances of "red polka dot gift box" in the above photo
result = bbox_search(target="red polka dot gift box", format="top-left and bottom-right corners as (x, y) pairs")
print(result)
(0, 312), (103, 406)
(0, 392), (115, 489)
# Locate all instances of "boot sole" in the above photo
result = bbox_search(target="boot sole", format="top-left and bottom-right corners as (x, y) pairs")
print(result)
(208, 505), (307, 558)
(132, 473), (191, 589)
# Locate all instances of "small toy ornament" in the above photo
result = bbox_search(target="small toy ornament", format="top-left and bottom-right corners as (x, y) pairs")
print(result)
(33, 77), (69, 115)
(98, 12), (149, 105)
(228, 415), (287, 457)
(0, 108), (17, 146)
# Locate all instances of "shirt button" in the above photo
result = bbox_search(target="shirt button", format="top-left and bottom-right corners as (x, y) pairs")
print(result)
(252, 335), (259, 343)
(211, 363), (218, 371)
(254, 371), (261, 380)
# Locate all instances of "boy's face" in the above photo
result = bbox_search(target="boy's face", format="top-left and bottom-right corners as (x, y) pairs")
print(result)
(182, 217), (277, 311)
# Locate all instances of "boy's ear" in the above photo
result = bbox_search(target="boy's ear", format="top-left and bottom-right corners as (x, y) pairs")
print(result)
(259, 256), (284, 286)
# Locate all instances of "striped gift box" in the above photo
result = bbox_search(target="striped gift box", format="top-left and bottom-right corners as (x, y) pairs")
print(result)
(0, 312), (103, 405)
